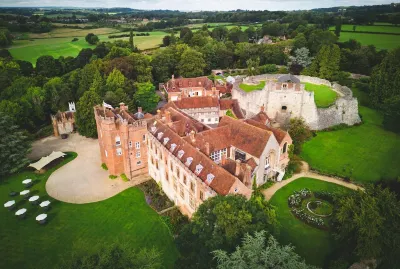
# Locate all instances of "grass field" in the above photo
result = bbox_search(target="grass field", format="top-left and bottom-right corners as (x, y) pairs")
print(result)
(337, 32), (400, 50)
(270, 177), (352, 267)
(28, 27), (119, 39)
(301, 106), (400, 183)
(239, 81), (266, 92)
(9, 31), (165, 64)
(0, 152), (178, 269)
(304, 83), (338, 108)
(329, 24), (400, 34)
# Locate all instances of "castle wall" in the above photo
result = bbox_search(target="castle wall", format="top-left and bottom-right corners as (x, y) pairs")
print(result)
(232, 74), (361, 130)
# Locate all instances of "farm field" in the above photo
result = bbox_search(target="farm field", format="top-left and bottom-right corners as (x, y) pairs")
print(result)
(329, 24), (400, 33)
(301, 106), (400, 183)
(28, 27), (119, 38)
(269, 177), (352, 267)
(304, 83), (338, 108)
(0, 152), (178, 269)
(337, 32), (400, 50)
(8, 31), (165, 64)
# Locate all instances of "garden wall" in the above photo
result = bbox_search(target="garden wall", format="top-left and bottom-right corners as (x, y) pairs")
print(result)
(232, 74), (361, 130)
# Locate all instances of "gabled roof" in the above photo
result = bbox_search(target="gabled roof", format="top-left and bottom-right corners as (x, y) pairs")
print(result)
(149, 118), (236, 195)
(278, 74), (300, 83)
(174, 96), (219, 110)
(249, 111), (270, 125)
(244, 119), (289, 144)
(219, 99), (245, 119)
(166, 76), (213, 92)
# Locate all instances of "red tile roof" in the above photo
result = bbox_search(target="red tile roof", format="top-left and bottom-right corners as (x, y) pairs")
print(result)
(219, 99), (245, 119)
(166, 77), (213, 92)
(174, 96), (219, 109)
(244, 119), (289, 144)
(249, 111), (270, 125)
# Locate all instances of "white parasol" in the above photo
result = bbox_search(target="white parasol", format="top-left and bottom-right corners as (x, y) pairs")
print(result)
(4, 200), (15, 208)
(20, 190), (30, 195)
(22, 179), (32, 184)
(15, 208), (27, 216)
(36, 214), (47, 221)
(29, 196), (39, 202)
(40, 201), (51, 207)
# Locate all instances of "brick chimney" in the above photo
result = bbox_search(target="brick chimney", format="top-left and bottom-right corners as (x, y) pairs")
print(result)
(157, 110), (161, 118)
(165, 111), (171, 123)
(221, 154), (227, 165)
(189, 130), (196, 142)
(260, 104), (265, 112)
(205, 142), (210, 156)
(243, 164), (252, 187)
(235, 159), (241, 177)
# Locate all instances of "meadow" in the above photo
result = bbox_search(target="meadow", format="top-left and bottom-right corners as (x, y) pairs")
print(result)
(8, 30), (166, 64)
(0, 152), (178, 269)
(337, 32), (400, 50)
(329, 24), (400, 34)
(269, 177), (352, 267)
(301, 106), (400, 183)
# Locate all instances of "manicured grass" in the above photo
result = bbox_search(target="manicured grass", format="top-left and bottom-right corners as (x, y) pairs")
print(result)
(329, 24), (400, 34)
(301, 106), (400, 183)
(9, 31), (165, 64)
(304, 83), (338, 108)
(269, 177), (352, 267)
(239, 81), (266, 92)
(0, 152), (178, 269)
(337, 32), (400, 50)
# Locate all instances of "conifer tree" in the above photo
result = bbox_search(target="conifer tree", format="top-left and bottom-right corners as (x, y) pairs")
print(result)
(75, 90), (101, 138)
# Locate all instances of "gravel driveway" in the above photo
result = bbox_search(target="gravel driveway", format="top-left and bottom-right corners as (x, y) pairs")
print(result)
(29, 133), (149, 204)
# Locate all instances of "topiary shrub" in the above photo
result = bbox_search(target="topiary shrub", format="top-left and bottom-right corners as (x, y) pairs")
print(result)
(109, 175), (117, 179)
(120, 173), (129, 182)
(101, 163), (108, 170)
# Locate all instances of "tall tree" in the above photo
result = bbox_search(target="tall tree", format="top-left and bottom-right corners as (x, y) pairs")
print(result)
(133, 82), (160, 112)
(0, 112), (31, 178)
(304, 44), (340, 80)
(36, 55), (60, 77)
(288, 47), (313, 74)
(106, 68), (126, 92)
(85, 33), (99, 45)
(288, 117), (312, 154)
(129, 29), (134, 50)
(177, 48), (206, 77)
(335, 17), (342, 37)
(213, 231), (317, 269)
(334, 186), (400, 267)
(75, 90), (101, 138)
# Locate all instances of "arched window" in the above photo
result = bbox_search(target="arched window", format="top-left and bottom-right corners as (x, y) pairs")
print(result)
(282, 142), (288, 154)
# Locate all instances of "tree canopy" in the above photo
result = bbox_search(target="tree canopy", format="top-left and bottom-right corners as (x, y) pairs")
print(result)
(75, 90), (102, 138)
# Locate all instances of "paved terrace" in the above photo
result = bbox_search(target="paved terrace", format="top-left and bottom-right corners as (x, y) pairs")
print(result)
(29, 133), (149, 204)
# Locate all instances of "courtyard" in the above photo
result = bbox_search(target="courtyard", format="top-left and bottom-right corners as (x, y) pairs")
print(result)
(0, 151), (178, 269)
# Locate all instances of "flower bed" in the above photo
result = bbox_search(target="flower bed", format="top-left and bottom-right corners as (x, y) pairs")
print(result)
(288, 188), (335, 230)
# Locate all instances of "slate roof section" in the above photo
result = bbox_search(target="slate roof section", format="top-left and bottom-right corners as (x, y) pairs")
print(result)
(278, 74), (300, 83)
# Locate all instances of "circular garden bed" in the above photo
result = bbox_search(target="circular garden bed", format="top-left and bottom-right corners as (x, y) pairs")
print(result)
(288, 189), (336, 230)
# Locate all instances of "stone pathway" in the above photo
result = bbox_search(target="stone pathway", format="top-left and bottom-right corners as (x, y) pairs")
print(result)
(262, 162), (363, 201)
(29, 133), (150, 204)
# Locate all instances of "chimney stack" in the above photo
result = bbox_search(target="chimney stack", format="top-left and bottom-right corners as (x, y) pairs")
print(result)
(235, 159), (241, 177)
(157, 109), (161, 118)
(205, 142), (210, 156)
(189, 130), (196, 142)
(221, 154), (227, 165)
(165, 111), (171, 123)
(260, 104), (265, 112)
(138, 107), (142, 113)
(243, 164), (252, 187)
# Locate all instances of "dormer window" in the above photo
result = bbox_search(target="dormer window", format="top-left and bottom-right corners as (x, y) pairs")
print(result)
(157, 132), (163, 140)
(195, 164), (203, 175)
(206, 173), (215, 184)
(186, 157), (193, 166)
(115, 136), (121, 146)
(170, 143), (177, 152)
(178, 150), (184, 159)
(151, 126), (156, 133)
(163, 137), (170, 145)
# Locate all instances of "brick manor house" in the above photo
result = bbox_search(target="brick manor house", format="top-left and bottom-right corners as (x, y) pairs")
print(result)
(94, 79), (292, 217)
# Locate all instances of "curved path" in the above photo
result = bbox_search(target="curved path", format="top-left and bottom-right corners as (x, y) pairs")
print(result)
(29, 133), (149, 204)
(262, 162), (363, 201)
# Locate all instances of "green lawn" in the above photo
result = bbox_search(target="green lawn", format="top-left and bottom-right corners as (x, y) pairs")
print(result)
(301, 106), (400, 183)
(239, 81), (266, 92)
(337, 32), (400, 50)
(0, 152), (178, 269)
(8, 31), (165, 64)
(329, 24), (400, 34)
(304, 83), (338, 108)
(269, 177), (352, 267)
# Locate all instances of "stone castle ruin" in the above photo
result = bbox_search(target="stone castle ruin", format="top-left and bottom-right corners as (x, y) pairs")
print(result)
(51, 102), (76, 137)
(232, 74), (361, 130)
